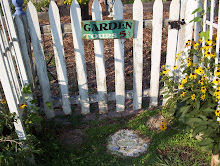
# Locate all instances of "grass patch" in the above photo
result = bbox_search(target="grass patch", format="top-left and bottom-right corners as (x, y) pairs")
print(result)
(34, 108), (211, 165)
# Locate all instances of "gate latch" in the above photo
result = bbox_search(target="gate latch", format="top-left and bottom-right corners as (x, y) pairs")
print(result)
(168, 19), (185, 30)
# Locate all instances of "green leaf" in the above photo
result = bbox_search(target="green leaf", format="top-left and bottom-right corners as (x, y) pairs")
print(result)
(163, 94), (171, 99)
(179, 105), (191, 113)
(203, 108), (215, 113)
(197, 138), (214, 146)
(192, 125), (207, 136)
(46, 101), (52, 110)
(192, 7), (203, 14)
(190, 17), (201, 23)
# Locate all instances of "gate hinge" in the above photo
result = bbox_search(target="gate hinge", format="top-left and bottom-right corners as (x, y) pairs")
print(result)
(168, 19), (185, 30)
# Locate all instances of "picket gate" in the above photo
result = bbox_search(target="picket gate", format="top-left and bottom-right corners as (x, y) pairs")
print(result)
(2, 0), (219, 141)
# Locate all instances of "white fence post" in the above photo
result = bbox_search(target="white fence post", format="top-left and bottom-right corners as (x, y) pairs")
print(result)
(70, 0), (90, 114)
(165, 0), (180, 72)
(0, 43), (26, 141)
(26, 1), (55, 119)
(92, 0), (108, 114)
(113, 0), (125, 112)
(133, 0), (143, 110)
(49, 1), (71, 115)
(150, 0), (163, 107)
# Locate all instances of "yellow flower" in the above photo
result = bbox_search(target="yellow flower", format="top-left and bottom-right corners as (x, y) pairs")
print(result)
(179, 83), (184, 89)
(211, 52), (216, 58)
(180, 91), (186, 98)
(193, 42), (200, 50)
(182, 77), (188, 84)
(206, 39), (213, 45)
(19, 104), (28, 109)
(185, 40), (191, 47)
(198, 38), (203, 43)
(213, 78), (220, 86)
(173, 65), (177, 70)
(175, 52), (182, 60)
(205, 51), (211, 58)
(161, 120), (166, 125)
(201, 75), (207, 81)
(202, 44), (212, 51)
(214, 90), (220, 96)
(188, 61), (192, 67)
(198, 80), (204, 85)
(159, 125), (167, 131)
(161, 65), (165, 69)
(1, 99), (6, 104)
(186, 57), (192, 62)
(201, 86), (207, 93)
(195, 67), (204, 75)
(189, 73), (197, 79)
(191, 94), (196, 100)
(215, 68), (220, 76)
(162, 69), (169, 75)
(215, 110), (220, 116)
(200, 94), (205, 101)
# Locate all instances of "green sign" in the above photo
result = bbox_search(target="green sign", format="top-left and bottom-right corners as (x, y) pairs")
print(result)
(81, 20), (134, 40)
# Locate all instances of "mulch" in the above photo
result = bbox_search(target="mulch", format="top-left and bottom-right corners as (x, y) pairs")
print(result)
(38, 3), (169, 99)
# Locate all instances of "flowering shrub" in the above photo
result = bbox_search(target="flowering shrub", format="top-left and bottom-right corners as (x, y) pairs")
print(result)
(64, 0), (90, 5)
(161, 32), (220, 155)
(0, 85), (42, 165)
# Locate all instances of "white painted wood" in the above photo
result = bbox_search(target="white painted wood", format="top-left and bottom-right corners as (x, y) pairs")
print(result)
(70, 0), (90, 114)
(0, 41), (27, 141)
(1, 0), (29, 87)
(92, 0), (108, 114)
(49, 1), (71, 115)
(176, 0), (186, 60)
(14, 16), (34, 90)
(209, 0), (215, 39)
(26, 1), (55, 119)
(0, 28), (19, 103)
(150, 0), (163, 107)
(183, 0), (195, 53)
(203, 0), (207, 38)
(194, 0), (203, 42)
(165, 0), (180, 72)
(0, 11), (22, 100)
(53, 89), (151, 106)
(133, 0), (143, 110)
(215, 1), (220, 66)
(113, 0), (125, 112)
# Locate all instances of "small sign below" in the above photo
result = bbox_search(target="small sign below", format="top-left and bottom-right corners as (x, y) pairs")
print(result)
(81, 20), (134, 40)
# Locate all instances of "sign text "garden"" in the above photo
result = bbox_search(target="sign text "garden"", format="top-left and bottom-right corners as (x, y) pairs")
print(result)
(81, 20), (134, 40)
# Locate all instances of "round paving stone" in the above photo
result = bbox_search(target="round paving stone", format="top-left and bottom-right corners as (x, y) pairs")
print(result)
(107, 129), (149, 157)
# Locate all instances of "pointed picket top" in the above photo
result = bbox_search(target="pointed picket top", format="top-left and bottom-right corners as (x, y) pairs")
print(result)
(27, 1), (55, 118)
(113, 0), (123, 20)
(169, 0), (180, 21)
(92, 0), (102, 20)
(27, 1), (40, 36)
(70, 0), (90, 114)
(150, 0), (163, 107)
(133, 0), (143, 110)
(49, 0), (72, 115)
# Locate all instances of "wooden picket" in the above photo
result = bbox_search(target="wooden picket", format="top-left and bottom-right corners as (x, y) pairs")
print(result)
(49, 1), (71, 115)
(1, 0), (209, 122)
(26, 1), (55, 118)
(92, 0), (108, 114)
(113, 0), (125, 112)
(133, 0), (143, 110)
(70, 0), (90, 114)
(165, 0), (180, 72)
(150, 0), (163, 107)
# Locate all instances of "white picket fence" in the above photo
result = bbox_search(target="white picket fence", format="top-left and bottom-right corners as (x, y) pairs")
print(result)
(0, 0), (219, 141)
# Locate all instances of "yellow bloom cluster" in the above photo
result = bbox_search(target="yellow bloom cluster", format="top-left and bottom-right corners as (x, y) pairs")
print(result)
(159, 120), (167, 131)
(64, 0), (88, 5)
(1, 98), (6, 104)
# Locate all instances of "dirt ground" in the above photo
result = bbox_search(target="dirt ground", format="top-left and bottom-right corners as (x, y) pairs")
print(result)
(38, 3), (169, 99)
